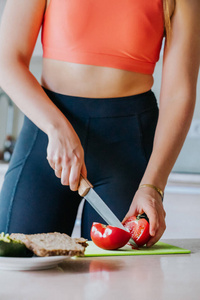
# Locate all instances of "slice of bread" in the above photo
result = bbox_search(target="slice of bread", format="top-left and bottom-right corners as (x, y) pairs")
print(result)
(10, 232), (88, 257)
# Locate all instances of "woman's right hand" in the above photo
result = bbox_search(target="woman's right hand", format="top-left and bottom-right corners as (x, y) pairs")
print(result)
(46, 120), (87, 191)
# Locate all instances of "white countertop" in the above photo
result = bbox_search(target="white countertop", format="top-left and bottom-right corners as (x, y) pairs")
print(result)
(0, 239), (199, 300)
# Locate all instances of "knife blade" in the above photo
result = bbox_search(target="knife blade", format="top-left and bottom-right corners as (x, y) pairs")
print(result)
(78, 175), (138, 248)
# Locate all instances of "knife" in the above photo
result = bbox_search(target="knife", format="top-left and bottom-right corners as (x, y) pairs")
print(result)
(78, 175), (138, 248)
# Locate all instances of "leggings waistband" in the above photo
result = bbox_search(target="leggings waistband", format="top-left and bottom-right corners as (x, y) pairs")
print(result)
(42, 87), (158, 118)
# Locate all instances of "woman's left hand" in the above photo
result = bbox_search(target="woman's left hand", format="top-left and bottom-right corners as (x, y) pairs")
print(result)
(122, 187), (166, 247)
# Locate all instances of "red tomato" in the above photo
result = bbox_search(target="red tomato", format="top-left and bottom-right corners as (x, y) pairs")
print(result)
(123, 214), (151, 247)
(90, 222), (132, 250)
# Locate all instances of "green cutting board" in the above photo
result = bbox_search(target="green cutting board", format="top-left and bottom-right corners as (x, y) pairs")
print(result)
(84, 241), (191, 257)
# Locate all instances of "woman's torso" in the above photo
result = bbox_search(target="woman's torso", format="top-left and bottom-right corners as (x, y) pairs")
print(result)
(41, 0), (174, 98)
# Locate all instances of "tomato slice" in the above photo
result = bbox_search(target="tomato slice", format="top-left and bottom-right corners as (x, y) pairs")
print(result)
(90, 222), (132, 250)
(123, 214), (151, 247)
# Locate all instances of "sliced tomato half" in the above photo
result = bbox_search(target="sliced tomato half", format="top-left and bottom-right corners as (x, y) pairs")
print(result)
(123, 214), (151, 247)
(90, 222), (132, 250)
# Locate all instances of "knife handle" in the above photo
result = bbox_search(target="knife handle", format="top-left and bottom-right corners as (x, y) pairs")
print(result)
(78, 175), (93, 197)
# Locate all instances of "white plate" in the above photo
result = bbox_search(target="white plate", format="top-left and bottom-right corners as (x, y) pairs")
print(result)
(0, 256), (70, 271)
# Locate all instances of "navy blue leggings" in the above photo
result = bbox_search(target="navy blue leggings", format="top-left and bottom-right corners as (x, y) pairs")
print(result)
(0, 88), (158, 239)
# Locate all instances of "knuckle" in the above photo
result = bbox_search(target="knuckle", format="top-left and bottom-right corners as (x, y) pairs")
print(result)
(70, 184), (78, 191)
(47, 156), (54, 164)
(55, 170), (61, 178)
(69, 180), (78, 191)
(73, 146), (84, 159)
(54, 156), (62, 165)
(61, 171), (69, 186)
(72, 155), (79, 165)
(49, 162), (55, 169)
(70, 177), (79, 188)
(61, 178), (69, 186)
(69, 175), (80, 191)
(63, 155), (71, 165)
(73, 155), (81, 165)
(72, 174), (79, 183)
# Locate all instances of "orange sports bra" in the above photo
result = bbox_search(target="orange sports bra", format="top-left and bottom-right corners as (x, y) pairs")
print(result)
(41, 0), (164, 75)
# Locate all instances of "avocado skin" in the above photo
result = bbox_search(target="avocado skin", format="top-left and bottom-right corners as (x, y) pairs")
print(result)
(0, 240), (33, 257)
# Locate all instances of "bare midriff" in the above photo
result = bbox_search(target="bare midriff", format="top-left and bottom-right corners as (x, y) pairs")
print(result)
(41, 59), (154, 98)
